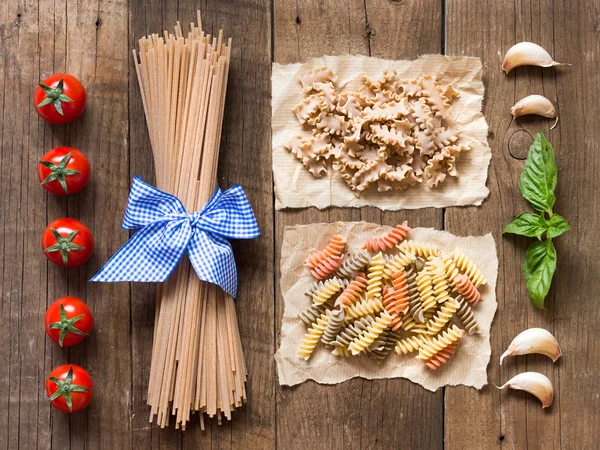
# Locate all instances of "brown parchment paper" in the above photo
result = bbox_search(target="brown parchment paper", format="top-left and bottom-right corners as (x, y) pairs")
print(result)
(275, 222), (498, 391)
(272, 55), (491, 210)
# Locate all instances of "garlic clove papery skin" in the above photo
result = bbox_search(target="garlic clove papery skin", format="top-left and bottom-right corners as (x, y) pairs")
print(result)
(496, 372), (554, 408)
(511, 95), (556, 119)
(502, 42), (567, 73)
(500, 328), (562, 365)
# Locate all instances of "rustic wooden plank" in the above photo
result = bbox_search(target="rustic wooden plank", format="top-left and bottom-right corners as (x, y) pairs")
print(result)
(444, 0), (574, 448)
(273, 1), (443, 449)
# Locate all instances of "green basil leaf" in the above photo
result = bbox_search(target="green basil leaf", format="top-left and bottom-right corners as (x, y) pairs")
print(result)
(546, 214), (571, 239)
(503, 212), (548, 239)
(524, 239), (557, 309)
(519, 132), (557, 213)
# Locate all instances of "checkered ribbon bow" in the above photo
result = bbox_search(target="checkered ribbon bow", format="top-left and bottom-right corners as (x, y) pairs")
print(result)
(90, 176), (260, 298)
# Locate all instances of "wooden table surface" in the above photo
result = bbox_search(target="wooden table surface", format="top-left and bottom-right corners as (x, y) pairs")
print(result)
(0, 0), (596, 449)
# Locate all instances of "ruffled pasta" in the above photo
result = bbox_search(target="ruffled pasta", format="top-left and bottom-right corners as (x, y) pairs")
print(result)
(305, 235), (346, 268)
(335, 272), (368, 308)
(298, 311), (331, 361)
(363, 221), (410, 253)
(334, 249), (371, 278)
(455, 296), (480, 335)
(450, 248), (487, 287)
(321, 309), (346, 345)
(366, 252), (386, 299)
(454, 274), (482, 307)
(312, 278), (344, 305)
(286, 68), (468, 195)
(425, 296), (460, 335)
(395, 334), (431, 355)
(348, 311), (393, 355)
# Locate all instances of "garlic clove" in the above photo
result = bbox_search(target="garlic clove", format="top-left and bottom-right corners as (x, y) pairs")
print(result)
(500, 328), (562, 365)
(511, 95), (558, 129)
(502, 42), (568, 73)
(496, 372), (554, 408)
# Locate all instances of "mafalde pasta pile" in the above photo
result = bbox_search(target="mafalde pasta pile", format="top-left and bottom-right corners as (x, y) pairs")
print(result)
(297, 224), (487, 369)
(284, 66), (469, 194)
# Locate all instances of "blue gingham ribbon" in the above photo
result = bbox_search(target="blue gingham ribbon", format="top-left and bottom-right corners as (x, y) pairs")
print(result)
(90, 176), (260, 298)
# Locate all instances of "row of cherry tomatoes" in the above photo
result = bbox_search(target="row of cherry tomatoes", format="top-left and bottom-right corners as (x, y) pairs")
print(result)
(36, 73), (95, 413)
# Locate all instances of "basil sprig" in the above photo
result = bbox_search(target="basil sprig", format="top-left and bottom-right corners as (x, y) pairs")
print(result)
(503, 132), (570, 309)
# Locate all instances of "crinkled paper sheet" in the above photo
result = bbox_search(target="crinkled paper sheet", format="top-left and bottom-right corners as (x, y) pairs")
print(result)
(272, 54), (491, 210)
(275, 221), (498, 391)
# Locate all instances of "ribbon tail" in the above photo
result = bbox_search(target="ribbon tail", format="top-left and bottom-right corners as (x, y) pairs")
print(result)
(90, 224), (188, 282)
(188, 231), (238, 298)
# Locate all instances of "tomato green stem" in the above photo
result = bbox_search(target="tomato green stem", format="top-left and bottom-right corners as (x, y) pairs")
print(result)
(48, 366), (90, 412)
(43, 228), (85, 265)
(39, 152), (81, 194)
(36, 78), (73, 115)
(47, 304), (88, 347)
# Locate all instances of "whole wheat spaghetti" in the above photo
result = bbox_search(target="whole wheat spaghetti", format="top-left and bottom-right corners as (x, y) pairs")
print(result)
(132, 11), (246, 429)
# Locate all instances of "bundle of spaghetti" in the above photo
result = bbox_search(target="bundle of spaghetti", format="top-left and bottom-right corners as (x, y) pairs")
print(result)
(363, 221), (410, 252)
(335, 272), (367, 308)
(133, 12), (244, 430)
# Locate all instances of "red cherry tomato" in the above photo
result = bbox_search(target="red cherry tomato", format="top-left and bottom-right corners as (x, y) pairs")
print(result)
(38, 147), (90, 196)
(42, 218), (94, 268)
(34, 74), (86, 125)
(46, 364), (93, 413)
(44, 297), (93, 347)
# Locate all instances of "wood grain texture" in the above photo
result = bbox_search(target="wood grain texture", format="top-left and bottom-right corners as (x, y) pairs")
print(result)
(273, 1), (443, 449)
(1, 0), (598, 448)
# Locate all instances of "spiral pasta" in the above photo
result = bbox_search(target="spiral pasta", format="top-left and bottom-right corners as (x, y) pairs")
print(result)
(425, 296), (460, 335)
(321, 309), (346, 345)
(416, 324), (464, 368)
(395, 334), (431, 355)
(298, 311), (331, 360)
(450, 248), (487, 287)
(398, 240), (440, 258)
(334, 250), (371, 278)
(332, 316), (374, 349)
(306, 277), (349, 297)
(383, 251), (416, 279)
(415, 266), (436, 312)
(427, 257), (450, 304)
(455, 296), (480, 335)
(454, 274), (482, 307)
(304, 235), (346, 268)
(366, 252), (386, 299)
(311, 255), (344, 280)
(335, 272), (367, 308)
(363, 221), (411, 253)
(297, 228), (487, 370)
(344, 297), (384, 322)
(298, 302), (329, 328)
(348, 311), (393, 355)
(312, 278), (344, 305)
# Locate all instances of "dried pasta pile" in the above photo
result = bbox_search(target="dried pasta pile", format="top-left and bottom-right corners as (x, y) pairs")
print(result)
(133, 12), (246, 429)
(298, 224), (487, 369)
(285, 67), (469, 194)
